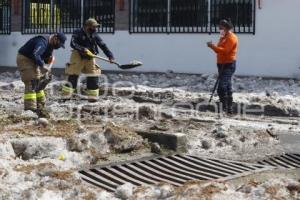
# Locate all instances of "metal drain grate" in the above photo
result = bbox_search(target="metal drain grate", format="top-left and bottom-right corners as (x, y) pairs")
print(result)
(79, 154), (273, 192)
(257, 153), (300, 169)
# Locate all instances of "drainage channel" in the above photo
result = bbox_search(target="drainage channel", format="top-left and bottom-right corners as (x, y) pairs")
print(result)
(79, 154), (273, 192)
(257, 153), (300, 169)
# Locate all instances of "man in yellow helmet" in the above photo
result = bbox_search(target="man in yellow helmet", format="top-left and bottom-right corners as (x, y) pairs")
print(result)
(62, 18), (114, 102)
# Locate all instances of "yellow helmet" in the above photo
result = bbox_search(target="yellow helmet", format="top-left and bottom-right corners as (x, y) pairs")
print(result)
(85, 18), (100, 27)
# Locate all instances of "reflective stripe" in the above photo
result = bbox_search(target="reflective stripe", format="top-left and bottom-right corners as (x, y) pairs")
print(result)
(24, 93), (37, 100)
(62, 85), (75, 93)
(36, 90), (45, 98)
(86, 89), (99, 97)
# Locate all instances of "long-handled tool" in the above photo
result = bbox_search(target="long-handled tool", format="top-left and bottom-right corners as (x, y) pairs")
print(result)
(209, 65), (224, 103)
(36, 57), (55, 91)
(85, 50), (142, 70)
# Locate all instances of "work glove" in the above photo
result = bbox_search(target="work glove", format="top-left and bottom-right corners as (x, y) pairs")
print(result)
(109, 57), (115, 63)
(44, 56), (54, 64)
(40, 65), (50, 75)
(83, 48), (95, 58)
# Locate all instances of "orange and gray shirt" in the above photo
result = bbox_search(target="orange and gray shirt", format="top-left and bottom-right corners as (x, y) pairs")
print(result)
(211, 31), (238, 64)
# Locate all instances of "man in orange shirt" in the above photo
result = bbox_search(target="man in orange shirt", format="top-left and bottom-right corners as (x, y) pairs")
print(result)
(207, 19), (238, 114)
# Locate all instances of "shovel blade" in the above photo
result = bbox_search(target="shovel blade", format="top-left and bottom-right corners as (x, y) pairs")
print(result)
(119, 63), (142, 69)
(36, 74), (52, 91)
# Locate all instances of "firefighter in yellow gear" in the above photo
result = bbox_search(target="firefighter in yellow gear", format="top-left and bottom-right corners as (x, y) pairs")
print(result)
(17, 33), (66, 117)
(62, 18), (115, 102)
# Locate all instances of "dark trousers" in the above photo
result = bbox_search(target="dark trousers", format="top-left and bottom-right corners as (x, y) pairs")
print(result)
(217, 61), (236, 98)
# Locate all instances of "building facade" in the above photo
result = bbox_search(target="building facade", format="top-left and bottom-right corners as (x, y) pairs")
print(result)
(0, 0), (299, 78)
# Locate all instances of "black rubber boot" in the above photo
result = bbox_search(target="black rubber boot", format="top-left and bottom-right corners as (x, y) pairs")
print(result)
(37, 109), (50, 119)
(86, 76), (99, 103)
(223, 96), (228, 113)
(61, 75), (79, 101)
(227, 96), (233, 114)
(68, 75), (79, 89)
(219, 96), (227, 113)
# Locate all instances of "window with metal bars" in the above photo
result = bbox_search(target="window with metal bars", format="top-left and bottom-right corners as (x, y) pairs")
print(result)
(0, 0), (11, 34)
(130, 0), (209, 33)
(170, 0), (209, 33)
(132, 0), (168, 32)
(129, 0), (255, 34)
(21, 0), (115, 34)
(210, 0), (255, 33)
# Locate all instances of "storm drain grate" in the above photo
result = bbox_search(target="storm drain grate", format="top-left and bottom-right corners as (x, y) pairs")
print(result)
(79, 154), (273, 192)
(257, 153), (300, 169)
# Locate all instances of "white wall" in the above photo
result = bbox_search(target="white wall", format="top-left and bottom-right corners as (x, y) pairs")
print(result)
(1, 0), (300, 78)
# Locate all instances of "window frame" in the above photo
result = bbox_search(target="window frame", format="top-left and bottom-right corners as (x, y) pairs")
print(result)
(0, 0), (11, 35)
(129, 0), (256, 34)
(21, 0), (115, 34)
(210, 0), (256, 34)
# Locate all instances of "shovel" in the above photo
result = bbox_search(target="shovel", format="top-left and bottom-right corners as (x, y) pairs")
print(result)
(85, 50), (142, 69)
(209, 65), (224, 103)
(36, 57), (55, 91)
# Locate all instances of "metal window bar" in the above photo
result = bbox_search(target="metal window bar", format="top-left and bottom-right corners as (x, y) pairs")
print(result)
(84, 0), (115, 33)
(210, 0), (255, 34)
(0, 0), (11, 34)
(170, 0), (209, 33)
(130, 0), (168, 33)
(22, 0), (115, 34)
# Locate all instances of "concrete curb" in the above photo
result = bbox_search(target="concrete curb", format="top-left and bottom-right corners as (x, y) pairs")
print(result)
(136, 131), (188, 153)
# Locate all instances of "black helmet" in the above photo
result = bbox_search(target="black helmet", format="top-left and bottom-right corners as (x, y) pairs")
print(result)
(219, 19), (233, 30)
